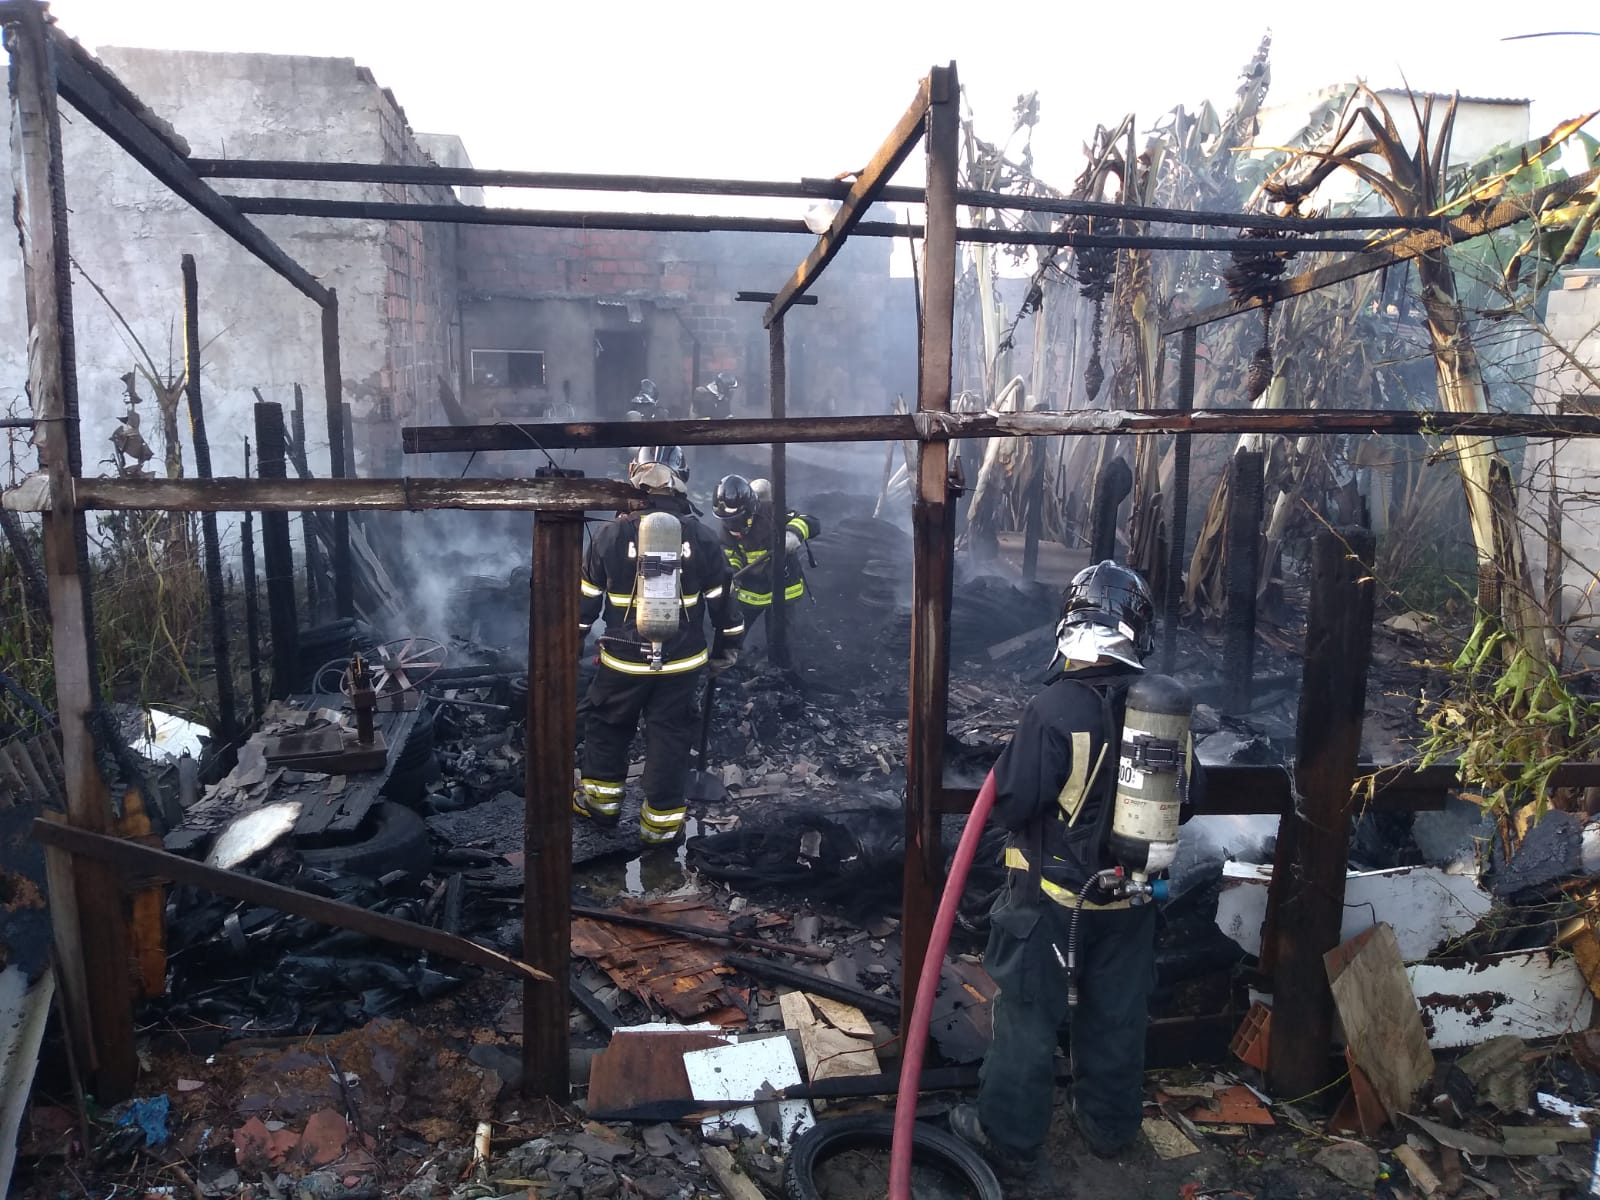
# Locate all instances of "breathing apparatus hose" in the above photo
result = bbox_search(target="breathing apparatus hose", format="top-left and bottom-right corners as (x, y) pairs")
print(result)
(888, 768), (997, 1200)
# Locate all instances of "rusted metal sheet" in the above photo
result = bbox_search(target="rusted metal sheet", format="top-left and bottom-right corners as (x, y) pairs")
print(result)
(586, 1028), (734, 1121)
(572, 900), (750, 1024)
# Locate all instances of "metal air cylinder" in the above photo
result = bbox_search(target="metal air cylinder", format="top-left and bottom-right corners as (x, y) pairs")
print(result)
(1109, 673), (1191, 881)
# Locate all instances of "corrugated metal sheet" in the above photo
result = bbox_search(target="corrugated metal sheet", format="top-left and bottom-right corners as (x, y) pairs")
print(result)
(0, 964), (56, 1196)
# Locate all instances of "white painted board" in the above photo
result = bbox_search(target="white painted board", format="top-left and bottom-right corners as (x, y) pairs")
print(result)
(1216, 862), (1492, 961)
(1406, 950), (1594, 1049)
(683, 1034), (815, 1147)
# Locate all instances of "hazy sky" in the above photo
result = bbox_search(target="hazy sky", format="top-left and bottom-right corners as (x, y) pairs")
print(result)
(46, 0), (1598, 203)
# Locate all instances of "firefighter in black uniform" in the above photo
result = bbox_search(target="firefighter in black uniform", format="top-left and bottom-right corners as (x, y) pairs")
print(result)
(711, 473), (821, 634)
(950, 561), (1200, 1179)
(576, 446), (745, 846)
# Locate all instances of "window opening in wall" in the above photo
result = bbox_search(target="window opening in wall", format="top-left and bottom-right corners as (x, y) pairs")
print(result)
(471, 348), (546, 389)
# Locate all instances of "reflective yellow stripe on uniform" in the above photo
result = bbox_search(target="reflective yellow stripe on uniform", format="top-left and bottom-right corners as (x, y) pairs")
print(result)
(580, 579), (603, 598)
(1002, 847), (1132, 910)
(735, 579), (806, 608)
(721, 623), (745, 637)
(1056, 732), (1097, 826)
(598, 647), (710, 675)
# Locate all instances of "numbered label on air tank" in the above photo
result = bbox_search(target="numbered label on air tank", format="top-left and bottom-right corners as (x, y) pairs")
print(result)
(1118, 757), (1145, 790)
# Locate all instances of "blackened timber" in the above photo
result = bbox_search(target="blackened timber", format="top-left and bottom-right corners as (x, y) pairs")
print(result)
(254, 403), (297, 700)
(724, 955), (900, 1020)
(290, 383), (322, 622)
(7, 6), (138, 1098)
(240, 499), (264, 718)
(30, 819), (552, 982)
(73, 475), (636, 512)
(734, 291), (818, 305)
(523, 511), (583, 1098)
(764, 75), (931, 324)
(1159, 328), (1199, 672)
(188, 158), (1444, 233)
(321, 296), (353, 619)
(220, 196), (1377, 253)
(1223, 449), (1264, 714)
(768, 318), (789, 667)
(1266, 528), (1377, 1100)
(1163, 165), (1600, 335)
(569, 904), (833, 962)
(901, 62), (960, 1037)
(403, 407), (1600, 454)
(46, 32), (329, 305)
(181, 254), (237, 745)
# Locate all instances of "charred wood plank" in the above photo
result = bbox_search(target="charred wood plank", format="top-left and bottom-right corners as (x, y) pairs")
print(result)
(523, 511), (584, 1097)
(763, 75), (931, 324)
(570, 904), (833, 962)
(1160, 328), (1199, 672)
(253, 403), (298, 699)
(401, 407), (1600, 456)
(31, 818), (553, 982)
(1265, 528), (1377, 1100)
(902, 64), (960, 1036)
(321, 297), (353, 619)
(72, 474), (636, 512)
(46, 30), (329, 304)
(289, 382), (322, 621)
(181, 254), (237, 745)
(724, 954), (900, 1021)
(769, 318), (789, 667)
(8, 7), (137, 1098)
(1223, 448), (1264, 714)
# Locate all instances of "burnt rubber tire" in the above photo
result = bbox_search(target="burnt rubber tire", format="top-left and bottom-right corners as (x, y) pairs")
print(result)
(293, 801), (433, 878)
(782, 1113), (1003, 1200)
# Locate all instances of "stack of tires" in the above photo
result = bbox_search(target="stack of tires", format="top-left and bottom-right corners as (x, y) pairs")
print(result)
(379, 704), (438, 809)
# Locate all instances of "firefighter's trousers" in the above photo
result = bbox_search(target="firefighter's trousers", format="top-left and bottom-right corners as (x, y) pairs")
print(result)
(579, 665), (701, 845)
(976, 891), (1156, 1158)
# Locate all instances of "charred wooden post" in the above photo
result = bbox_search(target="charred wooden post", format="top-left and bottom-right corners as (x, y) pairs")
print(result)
(1265, 527), (1377, 1099)
(321, 293), (353, 618)
(1021, 448), (1045, 583)
(240, 439), (265, 718)
(254, 402), (297, 699)
(1223, 448), (1264, 714)
(7, 6), (138, 1097)
(1159, 328), (1197, 672)
(291, 382), (322, 622)
(1089, 456), (1133, 564)
(523, 509), (584, 1097)
(181, 254), (238, 745)
(902, 63), (959, 1033)
(768, 316), (789, 668)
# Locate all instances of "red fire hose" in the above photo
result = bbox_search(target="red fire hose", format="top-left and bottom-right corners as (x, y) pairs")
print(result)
(888, 767), (998, 1200)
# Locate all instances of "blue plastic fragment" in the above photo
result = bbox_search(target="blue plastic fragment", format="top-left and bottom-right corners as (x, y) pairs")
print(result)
(115, 1094), (171, 1147)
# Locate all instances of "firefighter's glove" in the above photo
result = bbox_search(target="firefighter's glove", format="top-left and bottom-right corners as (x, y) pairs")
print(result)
(1080, 868), (1125, 907)
(785, 530), (803, 556)
(709, 648), (740, 676)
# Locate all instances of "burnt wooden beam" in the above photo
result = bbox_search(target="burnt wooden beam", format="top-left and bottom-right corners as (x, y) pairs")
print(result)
(253, 404), (298, 700)
(45, 30), (330, 305)
(734, 291), (819, 306)
(1223, 448), (1265, 714)
(70, 475), (636, 512)
(764, 74), (931, 325)
(289, 383), (322, 623)
(901, 62), (959, 1036)
(523, 510), (584, 1098)
(219, 195), (1376, 252)
(321, 295), (353, 619)
(1163, 165), (1600, 335)
(181, 254), (238, 745)
(7, 6), (138, 1098)
(768, 318), (789, 668)
(402, 407), (1600, 455)
(1160, 328), (1199, 671)
(189, 157), (1441, 233)
(31, 818), (552, 983)
(239, 500), (264, 718)
(724, 954), (900, 1021)
(1266, 527), (1377, 1099)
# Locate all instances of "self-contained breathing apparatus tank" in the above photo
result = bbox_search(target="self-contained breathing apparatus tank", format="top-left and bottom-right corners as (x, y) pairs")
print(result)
(632, 511), (685, 670)
(1109, 672), (1192, 895)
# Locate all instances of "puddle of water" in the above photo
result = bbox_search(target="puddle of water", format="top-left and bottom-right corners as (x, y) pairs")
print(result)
(588, 817), (700, 898)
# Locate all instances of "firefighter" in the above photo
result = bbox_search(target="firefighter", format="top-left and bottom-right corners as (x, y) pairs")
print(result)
(950, 561), (1201, 1179)
(576, 446), (744, 846)
(711, 473), (821, 633)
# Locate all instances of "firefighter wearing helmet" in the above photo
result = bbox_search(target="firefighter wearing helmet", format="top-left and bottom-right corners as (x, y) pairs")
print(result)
(712, 473), (821, 637)
(575, 446), (745, 846)
(951, 560), (1204, 1180)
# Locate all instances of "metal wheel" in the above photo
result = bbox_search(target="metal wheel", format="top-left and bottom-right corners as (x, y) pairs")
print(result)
(313, 638), (447, 699)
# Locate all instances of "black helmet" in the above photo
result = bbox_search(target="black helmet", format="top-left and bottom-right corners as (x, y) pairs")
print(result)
(1060, 560), (1155, 659)
(631, 444), (688, 480)
(713, 474), (757, 523)
(712, 371), (739, 394)
(637, 378), (658, 400)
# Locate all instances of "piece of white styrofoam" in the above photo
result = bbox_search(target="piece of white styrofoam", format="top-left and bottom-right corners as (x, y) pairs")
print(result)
(682, 1033), (814, 1147)
(1406, 951), (1594, 1049)
(1216, 862), (1492, 961)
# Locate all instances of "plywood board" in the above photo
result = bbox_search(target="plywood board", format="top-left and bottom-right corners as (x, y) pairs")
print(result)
(1326, 924), (1434, 1120)
(779, 992), (880, 1084)
(585, 1028), (733, 1121)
